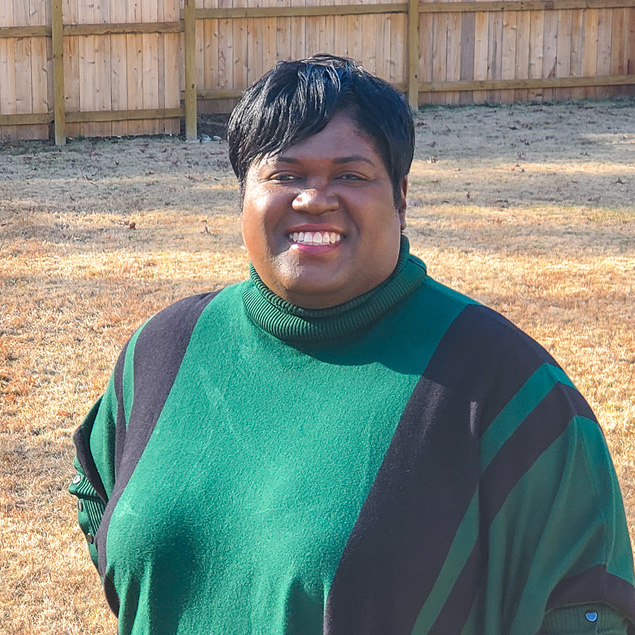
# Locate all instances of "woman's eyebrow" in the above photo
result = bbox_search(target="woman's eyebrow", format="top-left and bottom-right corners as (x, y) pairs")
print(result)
(273, 155), (375, 165)
(333, 155), (376, 165)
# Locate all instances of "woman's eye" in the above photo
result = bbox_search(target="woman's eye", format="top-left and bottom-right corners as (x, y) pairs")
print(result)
(339, 174), (366, 181)
(271, 173), (298, 182)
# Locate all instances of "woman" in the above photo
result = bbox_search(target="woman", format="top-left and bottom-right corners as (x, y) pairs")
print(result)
(70, 55), (635, 634)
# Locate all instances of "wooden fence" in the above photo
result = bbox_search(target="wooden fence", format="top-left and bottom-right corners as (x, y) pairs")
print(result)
(0, 0), (634, 144)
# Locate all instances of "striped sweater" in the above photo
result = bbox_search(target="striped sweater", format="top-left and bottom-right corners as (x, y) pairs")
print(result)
(70, 239), (635, 634)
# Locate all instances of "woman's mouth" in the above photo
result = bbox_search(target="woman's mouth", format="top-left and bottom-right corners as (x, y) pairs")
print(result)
(287, 231), (343, 245)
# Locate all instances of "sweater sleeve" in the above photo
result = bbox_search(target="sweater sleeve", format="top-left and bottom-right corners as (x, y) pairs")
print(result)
(542, 603), (629, 634)
(481, 375), (635, 635)
(533, 409), (635, 634)
(68, 347), (126, 571)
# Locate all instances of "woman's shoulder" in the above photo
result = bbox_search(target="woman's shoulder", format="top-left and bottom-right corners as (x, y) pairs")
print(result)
(138, 281), (248, 338)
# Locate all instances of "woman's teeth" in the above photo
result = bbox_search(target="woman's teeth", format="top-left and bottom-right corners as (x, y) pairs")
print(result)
(289, 231), (342, 245)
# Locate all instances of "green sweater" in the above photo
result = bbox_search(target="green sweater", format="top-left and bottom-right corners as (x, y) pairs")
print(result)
(70, 239), (635, 634)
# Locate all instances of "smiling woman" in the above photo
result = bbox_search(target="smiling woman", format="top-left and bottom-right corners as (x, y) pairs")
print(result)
(240, 112), (406, 308)
(69, 55), (635, 635)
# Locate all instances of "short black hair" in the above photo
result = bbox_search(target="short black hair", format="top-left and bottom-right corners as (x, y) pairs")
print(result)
(227, 54), (415, 205)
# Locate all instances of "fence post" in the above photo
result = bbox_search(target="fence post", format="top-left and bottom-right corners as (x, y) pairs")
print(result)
(407, 0), (420, 109)
(51, 0), (66, 145)
(184, 0), (197, 141)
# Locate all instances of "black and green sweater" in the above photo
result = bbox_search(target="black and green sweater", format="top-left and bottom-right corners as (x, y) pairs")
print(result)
(70, 239), (635, 634)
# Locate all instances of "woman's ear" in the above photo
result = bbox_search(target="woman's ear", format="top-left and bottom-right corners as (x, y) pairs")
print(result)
(398, 177), (408, 231)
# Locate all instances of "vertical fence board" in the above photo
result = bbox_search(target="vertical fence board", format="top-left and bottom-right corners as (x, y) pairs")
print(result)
(556, 9), (572, 100)
(304, 0), (319, 57)
(110, 33), (129, 135)
(528, 11), (545, 101)
(487, 10), (503, 103)
(321, 0), (335, 56)
(95, 0), (112, 137)
(0, 39), (17, 140)
(362, 12), (378, 74)
(418, 9), (434, 105)
(431, 11), (447, 105)
(217, 0), (235, 116)
(162, 0), (180, 132)
(431, 13), (447, 105)
(569, 7), (584, 99)
(145, 31), (161, 133)
(473, 10), (488, 103)
(514, 7), (530, 102)
(542, 7), (558, 101)
(376, 9), (390, 82)
(78, 0), (97, 137)
(390, 7), (406, 87)
(184, 0), (197, 139)
(14, 37), (33, 140)
(232, 0), (247, 91)
(110, 0), (128, 136)
(64, 0), (79, 138)
(249, 12), (265, 85)
(629, 9), (635, 96)
(143, 0), (160, 134)
(0, 0), (12, 27)
(446, 12), (461, 105)
(583, 8), (599, 98)
(52, 0), (66, 143)
(332, 0), (346, 58)
(609, 8), (625, 96)
(263, 11), (276, 75)
(276, 15), (291, 63)
(349, 11), (363, 63)
(446, 13), (461, 104)
(500, 10), (516, 103)
(77, 36), (96, 138)
(195, 13), (205, 98)
(407, 0), (419, 107)
(30, 36), (51, 140)
(596, 8), (612, 97)
(202, 16), (219, 113)
(37, 0), (53, 139)
(164, 5), (181, 130)
(126, 1), (144, 135)
(458, 11), (475, 104)
(245, 9), (258, 87)
(0, 1), (17, 139)
(156, 0), (166, 130)
(12, 0), (30, 140)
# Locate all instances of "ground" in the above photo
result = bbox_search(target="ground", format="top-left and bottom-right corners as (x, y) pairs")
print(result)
(1, 99), (634, 633)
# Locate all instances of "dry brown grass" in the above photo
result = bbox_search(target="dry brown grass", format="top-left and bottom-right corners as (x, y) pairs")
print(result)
(1, 99), (634, 634)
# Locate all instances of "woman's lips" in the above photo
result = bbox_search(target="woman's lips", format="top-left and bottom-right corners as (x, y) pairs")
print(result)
(287, 230), (343, 245)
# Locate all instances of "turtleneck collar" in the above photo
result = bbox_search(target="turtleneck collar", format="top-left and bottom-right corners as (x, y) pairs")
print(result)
(242, 235), (427, 343)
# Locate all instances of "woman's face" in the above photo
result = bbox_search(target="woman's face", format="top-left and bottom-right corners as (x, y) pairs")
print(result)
(241, 113), (407, 309)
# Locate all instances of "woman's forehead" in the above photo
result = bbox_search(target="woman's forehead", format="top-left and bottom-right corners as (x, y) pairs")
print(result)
(255, 113), (382, 167)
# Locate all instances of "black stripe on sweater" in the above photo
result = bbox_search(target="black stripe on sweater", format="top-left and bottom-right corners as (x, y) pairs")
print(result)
(324, 374), (479, 634)
(113, 339), (129, 479)
(429, 384), (595, 633)
(96, 291), (219, 614)
(73, 413), (109, 504)
(325, 304), (556, 634)
(422, 304), (556, 437)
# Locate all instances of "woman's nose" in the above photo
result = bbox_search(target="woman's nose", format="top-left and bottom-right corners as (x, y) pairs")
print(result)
(292, 186), (338, 214)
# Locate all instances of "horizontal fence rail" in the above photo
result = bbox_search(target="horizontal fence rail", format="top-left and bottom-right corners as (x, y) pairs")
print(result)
(0, 0), (633, 143)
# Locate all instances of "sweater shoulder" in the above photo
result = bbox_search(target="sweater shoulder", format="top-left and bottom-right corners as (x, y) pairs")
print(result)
(421, 274), (557, 368)
(133, 283), (245, 343)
